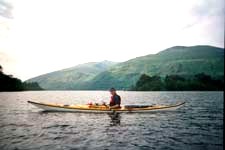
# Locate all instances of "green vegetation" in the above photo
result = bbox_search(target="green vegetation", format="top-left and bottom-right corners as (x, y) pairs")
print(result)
(0, 65), (43, 91)
(27, 45), (224, 90)
(26, 61), (117, 90)
(89, 45), (224, 90)
(132, 73), (224, 91)
(22, 82), (43, 91)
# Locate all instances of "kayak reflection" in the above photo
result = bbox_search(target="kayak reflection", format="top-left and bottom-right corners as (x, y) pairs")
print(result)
(108, 113), (121, 126)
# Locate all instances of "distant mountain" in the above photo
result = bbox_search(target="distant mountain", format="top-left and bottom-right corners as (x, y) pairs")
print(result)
(26, 60), (117, 90)
(27, 45), (224, 90)
(89, 45), (224, 89)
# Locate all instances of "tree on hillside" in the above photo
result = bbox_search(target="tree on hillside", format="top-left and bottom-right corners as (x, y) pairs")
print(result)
(134, 74), (163, 91)
(0, 70), (24, 91)
(165, 75), (187, 91)
(192, 73), (224, 90)
(132, 73), (224, 91)
(0, 65), (2, 73)
(0, 65), (43, 91)
(23, 82), (43, 90)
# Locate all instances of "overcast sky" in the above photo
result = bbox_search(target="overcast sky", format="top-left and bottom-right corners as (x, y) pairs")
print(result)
(0, 0), (224, 80)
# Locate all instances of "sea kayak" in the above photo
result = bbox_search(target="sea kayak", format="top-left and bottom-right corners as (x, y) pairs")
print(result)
(28, 100), (185, 113)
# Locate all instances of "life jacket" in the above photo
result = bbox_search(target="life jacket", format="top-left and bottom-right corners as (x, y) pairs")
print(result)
(110, 94), (121, 106)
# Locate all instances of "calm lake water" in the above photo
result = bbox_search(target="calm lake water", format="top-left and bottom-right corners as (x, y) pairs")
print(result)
(0, 91), (223, 150)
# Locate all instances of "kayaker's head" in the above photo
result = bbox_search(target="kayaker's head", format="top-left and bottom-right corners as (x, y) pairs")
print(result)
(109, 88), (116, 95)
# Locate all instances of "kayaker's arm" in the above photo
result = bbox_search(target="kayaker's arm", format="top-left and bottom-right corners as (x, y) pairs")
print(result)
(109, 104), (120, 109)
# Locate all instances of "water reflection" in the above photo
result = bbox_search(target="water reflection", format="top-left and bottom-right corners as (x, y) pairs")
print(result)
(108, 112), (121, 126)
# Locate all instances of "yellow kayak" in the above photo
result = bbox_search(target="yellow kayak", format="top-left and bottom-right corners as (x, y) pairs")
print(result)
(28, 100), (185, 113)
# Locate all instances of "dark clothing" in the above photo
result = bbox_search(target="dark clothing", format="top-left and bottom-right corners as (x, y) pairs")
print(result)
(110, 94), (121, 107)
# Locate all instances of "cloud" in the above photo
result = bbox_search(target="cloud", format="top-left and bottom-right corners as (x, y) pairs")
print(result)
(178, 0), (224, 48)
(0, 0), (13, 19)
(0, 0), (224, 80)
(191, 0), (224, 17)
(182, 0), (224, 30)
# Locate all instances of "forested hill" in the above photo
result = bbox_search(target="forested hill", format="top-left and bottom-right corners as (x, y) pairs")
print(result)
(26, 61), (117, 90)
(0, 65), (43, 91)
(87, 45), (224, 90)
(27, 45), (224, 90)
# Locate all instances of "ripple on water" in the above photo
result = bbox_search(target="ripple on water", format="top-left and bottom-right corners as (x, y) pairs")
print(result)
(0, 91), (223, 150)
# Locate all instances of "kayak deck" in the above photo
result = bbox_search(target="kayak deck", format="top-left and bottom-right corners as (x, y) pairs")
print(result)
(27, 101), (185, 113)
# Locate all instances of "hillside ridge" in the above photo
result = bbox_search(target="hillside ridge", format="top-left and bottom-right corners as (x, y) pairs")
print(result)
(27, 45), (224, 90)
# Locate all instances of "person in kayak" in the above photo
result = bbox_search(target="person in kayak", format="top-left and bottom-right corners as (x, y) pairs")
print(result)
(109, 88), (121, 109)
